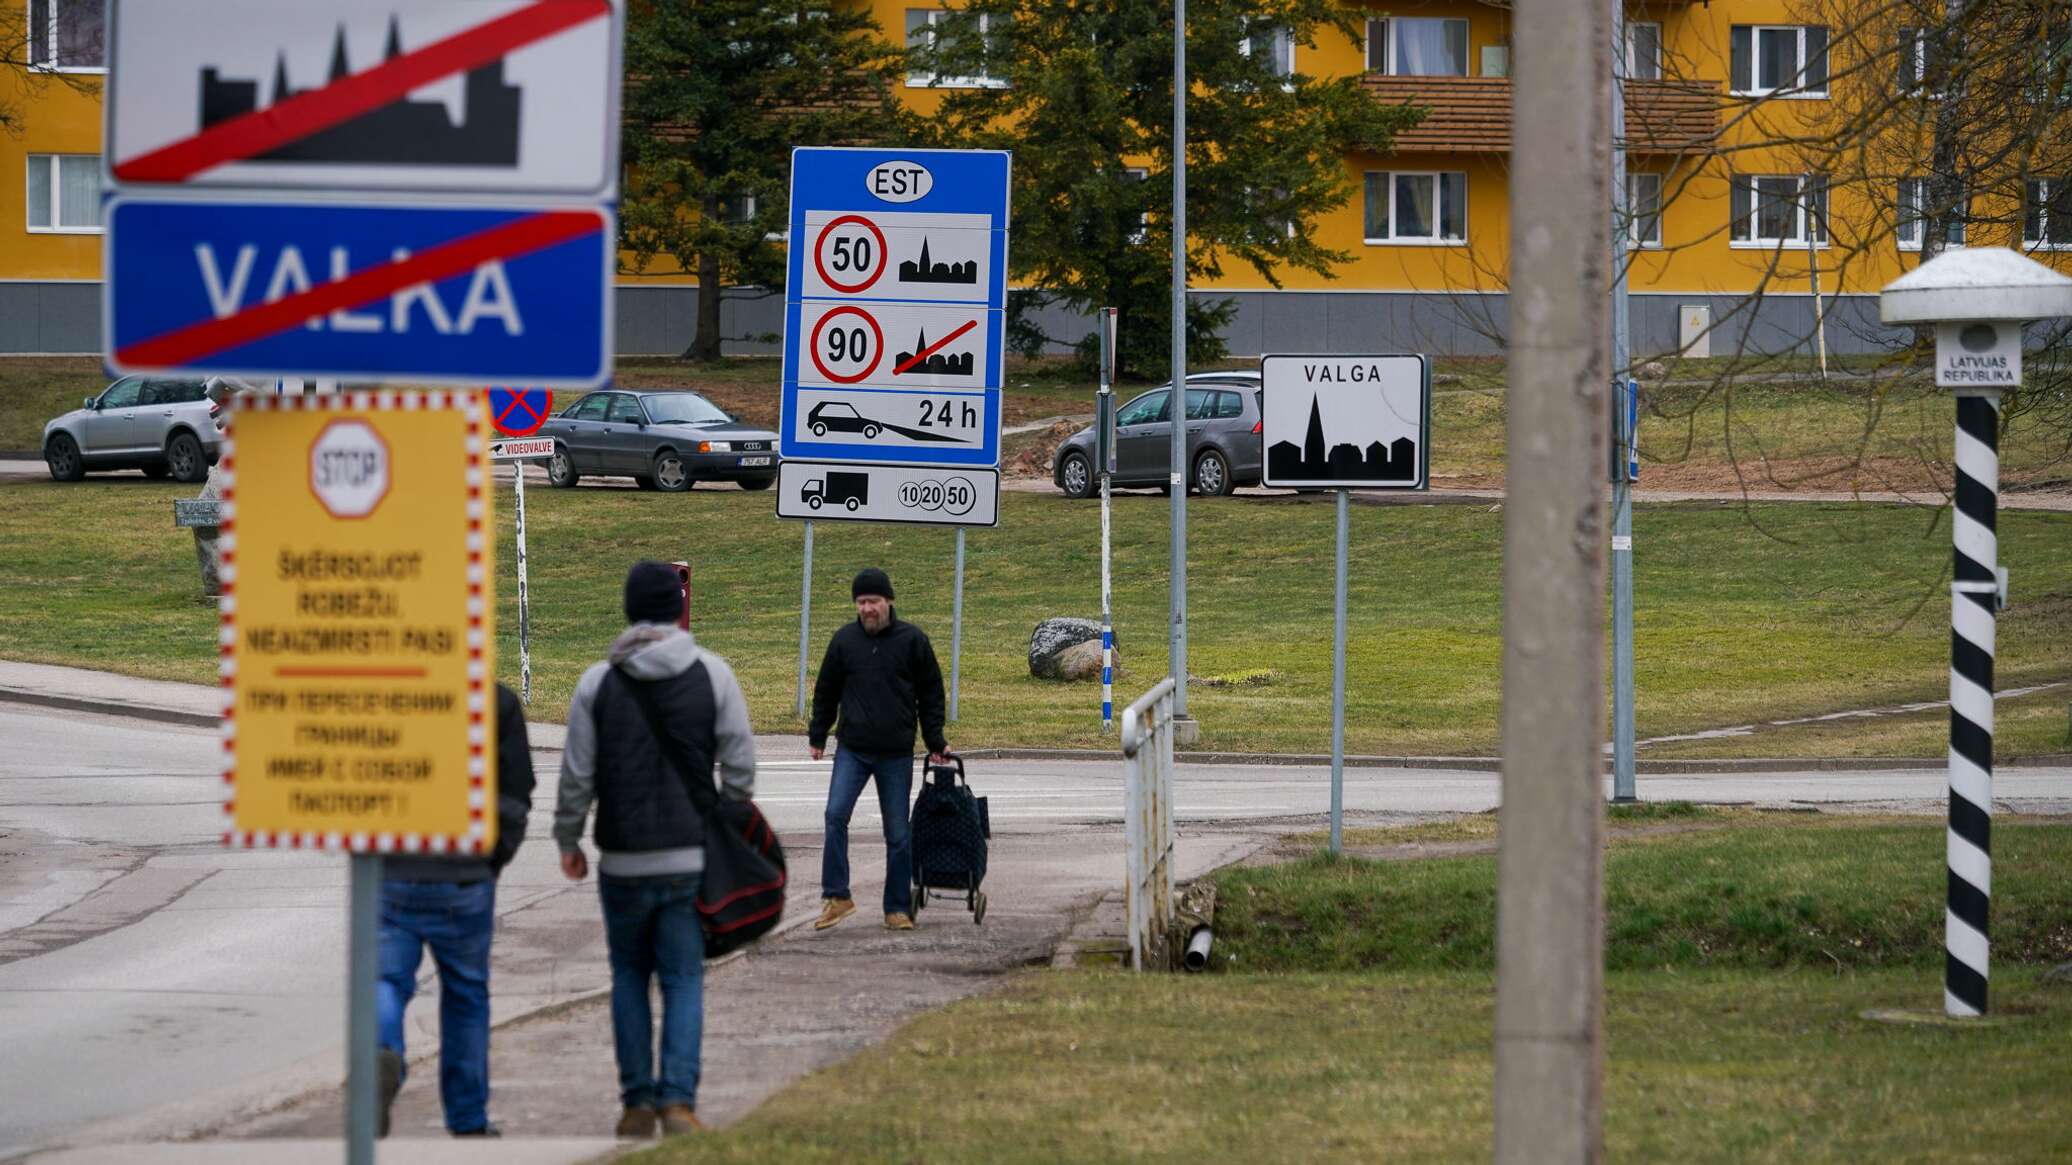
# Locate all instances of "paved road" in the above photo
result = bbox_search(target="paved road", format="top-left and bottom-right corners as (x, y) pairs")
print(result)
(3, 702), (2067, 1157)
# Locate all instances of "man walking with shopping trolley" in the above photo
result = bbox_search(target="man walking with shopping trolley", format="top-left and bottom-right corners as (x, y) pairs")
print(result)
(809, 567), (950, 932)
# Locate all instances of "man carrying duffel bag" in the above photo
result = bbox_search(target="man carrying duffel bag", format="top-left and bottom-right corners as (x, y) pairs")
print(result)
(554, 561), (764, 1140)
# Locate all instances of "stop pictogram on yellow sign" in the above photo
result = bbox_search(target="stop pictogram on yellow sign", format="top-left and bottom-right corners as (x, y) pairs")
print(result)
(220, 391), (495, 854)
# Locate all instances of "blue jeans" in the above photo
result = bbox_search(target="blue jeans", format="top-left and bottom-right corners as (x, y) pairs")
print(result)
(377, 879), (496, 1134)
(821, 746), (915, 916)
(599, 873), (705, 1110)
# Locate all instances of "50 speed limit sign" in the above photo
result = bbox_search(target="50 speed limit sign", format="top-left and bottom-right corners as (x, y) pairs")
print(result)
(813, 214), (887, 294)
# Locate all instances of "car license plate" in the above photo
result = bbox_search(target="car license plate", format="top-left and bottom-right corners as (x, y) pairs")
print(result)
(738, 456), (773, 467)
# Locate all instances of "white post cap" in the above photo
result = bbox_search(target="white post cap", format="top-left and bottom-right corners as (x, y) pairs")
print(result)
(1880, 247), (2072, 325)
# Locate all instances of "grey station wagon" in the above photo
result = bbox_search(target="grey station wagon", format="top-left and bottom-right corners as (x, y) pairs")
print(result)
(43, 376), (240, 483)
(1052, 372), (1265, 498)
(540, 389), (780, 492)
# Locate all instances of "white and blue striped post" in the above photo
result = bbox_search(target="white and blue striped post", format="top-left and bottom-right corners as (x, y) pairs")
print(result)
(1098, 307), (1118, 732)
(1945, 389), (1999, 1017)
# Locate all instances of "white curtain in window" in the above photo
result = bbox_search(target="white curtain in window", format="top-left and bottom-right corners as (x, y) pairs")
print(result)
(1394, 19), (1463, 77)
(27, 156), (53, 227)
(58, 156), (100, 228)
(1395, 174), (1436, 238)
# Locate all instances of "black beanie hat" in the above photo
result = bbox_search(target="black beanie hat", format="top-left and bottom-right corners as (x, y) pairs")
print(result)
(852, 567), (894, 601)
(624, 560), (684, 624)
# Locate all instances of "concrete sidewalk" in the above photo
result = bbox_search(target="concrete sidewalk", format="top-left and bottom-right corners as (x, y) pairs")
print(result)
(22, 1140), (621, 1165)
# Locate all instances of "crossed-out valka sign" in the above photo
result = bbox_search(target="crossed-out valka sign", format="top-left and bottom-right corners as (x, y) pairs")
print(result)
(776, 148), (1009, 527)
(221, 392), (495, 853)
(1259, 354), (1431, 490)
(102, 0), (621, 387)
(106, 0), (619, 195)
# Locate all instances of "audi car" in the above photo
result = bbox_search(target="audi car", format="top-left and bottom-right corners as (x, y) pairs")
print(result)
(538, 389), (779, 491)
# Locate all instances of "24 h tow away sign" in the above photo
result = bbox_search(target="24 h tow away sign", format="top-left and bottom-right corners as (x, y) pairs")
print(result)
(221, 391), (495, 854)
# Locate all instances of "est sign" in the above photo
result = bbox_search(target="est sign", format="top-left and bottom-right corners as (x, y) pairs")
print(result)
(222, 392), (495, 854)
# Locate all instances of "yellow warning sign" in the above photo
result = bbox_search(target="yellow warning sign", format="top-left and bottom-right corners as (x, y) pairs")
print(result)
(222, 391), (495, 854)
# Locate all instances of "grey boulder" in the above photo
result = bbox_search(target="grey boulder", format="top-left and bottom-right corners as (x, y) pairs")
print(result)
(1029, 617), (1119, 682)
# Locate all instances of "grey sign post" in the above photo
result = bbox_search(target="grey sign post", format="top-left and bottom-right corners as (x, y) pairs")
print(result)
(1610, 381), (1639, 803)
(1259, 354), (1432, 855)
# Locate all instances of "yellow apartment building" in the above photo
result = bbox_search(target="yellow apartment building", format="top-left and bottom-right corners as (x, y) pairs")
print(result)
(1, 1), (2052, 357)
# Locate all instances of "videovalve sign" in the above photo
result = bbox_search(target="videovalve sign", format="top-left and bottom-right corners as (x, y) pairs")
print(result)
(221, 392), (495, 853)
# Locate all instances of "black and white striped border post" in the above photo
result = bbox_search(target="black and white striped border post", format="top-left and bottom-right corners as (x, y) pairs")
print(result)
(1946, 390), (2000, 1018)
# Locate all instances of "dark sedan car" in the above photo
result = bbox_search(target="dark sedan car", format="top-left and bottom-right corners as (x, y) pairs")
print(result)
(1051, 372), (1264, 498)
(540, 389), (779, 492)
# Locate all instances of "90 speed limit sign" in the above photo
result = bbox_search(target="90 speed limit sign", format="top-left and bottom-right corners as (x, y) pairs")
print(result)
(807, 305), (884, 383)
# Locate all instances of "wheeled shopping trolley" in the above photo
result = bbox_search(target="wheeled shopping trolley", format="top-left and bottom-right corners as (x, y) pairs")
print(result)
(909, 753), (990, 924)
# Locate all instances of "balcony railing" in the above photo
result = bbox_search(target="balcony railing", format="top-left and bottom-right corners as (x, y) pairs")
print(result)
(1362, 75), (1721, 155)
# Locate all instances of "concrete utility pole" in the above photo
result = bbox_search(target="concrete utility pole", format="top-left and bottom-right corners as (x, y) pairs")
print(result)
(1495, 0), (1610, 1158)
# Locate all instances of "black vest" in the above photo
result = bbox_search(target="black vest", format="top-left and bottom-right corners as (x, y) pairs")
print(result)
(590, 663), (717, 852)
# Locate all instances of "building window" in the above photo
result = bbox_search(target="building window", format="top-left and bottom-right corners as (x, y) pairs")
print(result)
(1730, 174), (1827, 246)
(1366, 17), (1469, 77)
(1897, 178), (1967, 250)
(719, 194), (757, 223)
(906, 8), (1008, 89)
(26, 154), (103, 233)
(1364, 171), (1466, 244)
(2024, 179), (2072, 248)
(1896, 27), (1943, 95)
(1626, 173), (1662, 247)
(1730, 25), (1828, 97)
(1624, 22), (1661, 81)
(28, 0), (105, 71)
(1124, 167), (1150, 244)
(1240, 22), (1295, 83)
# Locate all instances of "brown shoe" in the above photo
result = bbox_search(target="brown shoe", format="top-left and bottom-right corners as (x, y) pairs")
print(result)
(660, 1104), (705, 1135)
(884, 912), (915, 930)
(615, 1107), (657, 1138)
(814, 897), (856, 930)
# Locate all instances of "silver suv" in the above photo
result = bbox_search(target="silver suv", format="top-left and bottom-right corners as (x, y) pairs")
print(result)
(43, 376), (236, 483)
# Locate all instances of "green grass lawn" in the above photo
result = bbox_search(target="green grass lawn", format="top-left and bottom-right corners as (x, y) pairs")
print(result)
(1, 480), (2068, 755)
(627, 813), (2072, 1164)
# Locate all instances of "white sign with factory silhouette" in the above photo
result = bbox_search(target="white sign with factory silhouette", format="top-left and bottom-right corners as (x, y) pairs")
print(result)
(1259, 353), (1429, 490)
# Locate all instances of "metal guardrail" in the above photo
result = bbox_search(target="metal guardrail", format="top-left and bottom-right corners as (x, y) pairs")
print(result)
(1121, 677), (1177, 971)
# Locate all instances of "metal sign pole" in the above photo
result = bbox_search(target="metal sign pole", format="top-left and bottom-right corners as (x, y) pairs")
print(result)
(795, 521), (814, 718)
(1611, 382), (1637, 803)
(513, 464), (532, 705)
(1330, 488), (1348, 855)
(1169, 0), (1190, 723)
(345, 854), (382, 1165)
(950, 528), (965, 722)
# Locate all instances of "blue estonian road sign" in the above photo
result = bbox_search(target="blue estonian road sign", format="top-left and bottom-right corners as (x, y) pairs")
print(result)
(105, 198), (613, 386)
(779, 148), (1010, 471)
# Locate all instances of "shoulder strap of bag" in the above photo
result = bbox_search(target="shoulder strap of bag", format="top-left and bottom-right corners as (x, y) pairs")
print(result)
(616, 666), (722, 823)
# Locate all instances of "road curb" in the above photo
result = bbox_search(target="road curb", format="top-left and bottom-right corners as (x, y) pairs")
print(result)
(0, 686), (216, 729)
(5, 686), (2065, 773)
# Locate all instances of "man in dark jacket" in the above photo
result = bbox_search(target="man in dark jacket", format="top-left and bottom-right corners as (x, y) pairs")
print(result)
(555, 561), (757, 1140)
(375, 682), (534, 1138)
(808, 567), (949, 932)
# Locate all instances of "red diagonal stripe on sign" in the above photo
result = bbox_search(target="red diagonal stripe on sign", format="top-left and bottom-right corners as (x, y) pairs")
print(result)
(115, 210), (602, 368)
(892, 317), (978, 376)
(114, 0), (610, 183)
